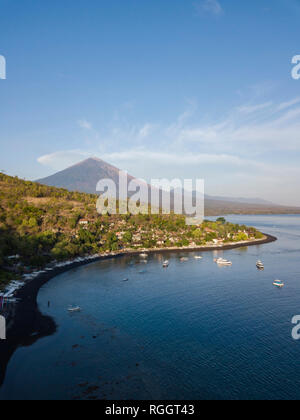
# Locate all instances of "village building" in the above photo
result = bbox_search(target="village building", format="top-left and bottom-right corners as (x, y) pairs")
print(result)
(204, 227), (215, 233)
(79, 219), (89, 226)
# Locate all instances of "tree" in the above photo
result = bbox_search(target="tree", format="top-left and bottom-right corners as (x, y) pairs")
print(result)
(123, 231), (133, 244)
(235, 232), (248, 241)
(255, 231), (264, 239)
(217, 217), (226, 224)
(192, 228), (202, 239)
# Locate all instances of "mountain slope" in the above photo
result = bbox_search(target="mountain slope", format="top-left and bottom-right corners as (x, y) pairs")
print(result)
(205, 194), (275, 206)
(36, 157), (300, 215)
(37, 157), (136, 194)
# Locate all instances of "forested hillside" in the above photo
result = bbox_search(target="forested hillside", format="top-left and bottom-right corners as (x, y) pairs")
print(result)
(0, 173), (264, 288)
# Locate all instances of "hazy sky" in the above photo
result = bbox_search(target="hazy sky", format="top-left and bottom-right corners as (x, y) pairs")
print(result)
(1, 0), (300, 205)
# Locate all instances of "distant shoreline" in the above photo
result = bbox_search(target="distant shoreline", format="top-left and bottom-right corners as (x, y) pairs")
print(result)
(0, 233), (277, 387)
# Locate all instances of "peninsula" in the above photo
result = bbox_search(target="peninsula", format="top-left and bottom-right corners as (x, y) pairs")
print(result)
(0, 172), (269, 291)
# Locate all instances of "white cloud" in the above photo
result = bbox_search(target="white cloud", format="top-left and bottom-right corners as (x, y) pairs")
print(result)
(174, 101), (300, 152)
(138, 124), (153, 138)
(37, 150), (91, 171)
(36, 96), (300, 205)
(78, 119), (93, 130)
(237, 102), (273, 114)
(277, 97), (300, 111)
(102, 150), (249, 167)
(194, 0), (223, 16)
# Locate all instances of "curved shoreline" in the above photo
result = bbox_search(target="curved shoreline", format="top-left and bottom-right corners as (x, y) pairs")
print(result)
(0, 233), (277, 387)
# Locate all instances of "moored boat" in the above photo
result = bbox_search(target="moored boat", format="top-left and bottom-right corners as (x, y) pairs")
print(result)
(68, 306), (81, 312)
(256, 260), (264, 270)
(215, 258), (232, 266)
(273, 280), (284, 288)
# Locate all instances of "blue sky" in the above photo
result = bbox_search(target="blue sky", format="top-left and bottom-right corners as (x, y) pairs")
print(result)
(1, 0), (300, 204)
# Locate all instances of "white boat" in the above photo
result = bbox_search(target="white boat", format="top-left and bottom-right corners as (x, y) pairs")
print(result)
(256, 260), (264, 269)
(140, 253), (148, 259)
(273, 280), (284, 288)
(180, 257), (189, 262)
(215, 258), (232, 266)
(163, 260), (169, 268)
(194, 256), (203, 260)
(68, 306), (81, 312)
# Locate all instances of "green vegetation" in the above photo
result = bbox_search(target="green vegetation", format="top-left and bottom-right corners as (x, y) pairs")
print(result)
(0, 173), (265, 288)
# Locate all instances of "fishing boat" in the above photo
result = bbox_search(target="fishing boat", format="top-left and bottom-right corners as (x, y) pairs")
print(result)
(256, 260), (264, 270)
(215, 258), (232, 266)
(68, 306), (81, 312)
(273, 280), (284, 288)
(163, 260), (169, 268)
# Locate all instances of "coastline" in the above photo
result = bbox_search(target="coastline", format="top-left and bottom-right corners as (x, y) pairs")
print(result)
(0, 233), (277, 387)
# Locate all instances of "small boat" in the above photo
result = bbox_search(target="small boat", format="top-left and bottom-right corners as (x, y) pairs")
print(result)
(163, 260), (169, 268)
(68, 306), (81, 313)
(194, 256), (203, 260)
(180, 257), (189, 262)
(273, 280), (284, 288)
(140, 253), (148, 259)
(256, 260), (264, 270)
(215, 258), (232, 266)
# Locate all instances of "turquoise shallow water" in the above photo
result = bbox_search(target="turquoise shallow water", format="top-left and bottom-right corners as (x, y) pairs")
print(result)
(1, 215), (300, 400)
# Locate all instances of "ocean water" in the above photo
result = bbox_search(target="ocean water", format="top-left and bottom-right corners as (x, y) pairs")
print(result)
(1, 215), (300, 400)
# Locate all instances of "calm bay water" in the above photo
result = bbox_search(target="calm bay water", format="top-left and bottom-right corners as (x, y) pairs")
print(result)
(1, 215), (300, 400)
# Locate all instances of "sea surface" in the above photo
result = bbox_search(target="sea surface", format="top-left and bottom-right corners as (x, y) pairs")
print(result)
(1, 215), (300, 400)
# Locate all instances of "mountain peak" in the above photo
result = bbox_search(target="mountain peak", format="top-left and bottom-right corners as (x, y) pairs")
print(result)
(85, 157), (103, 163)
(74, 156), (105, 166)
(37, 156), (135, 194)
